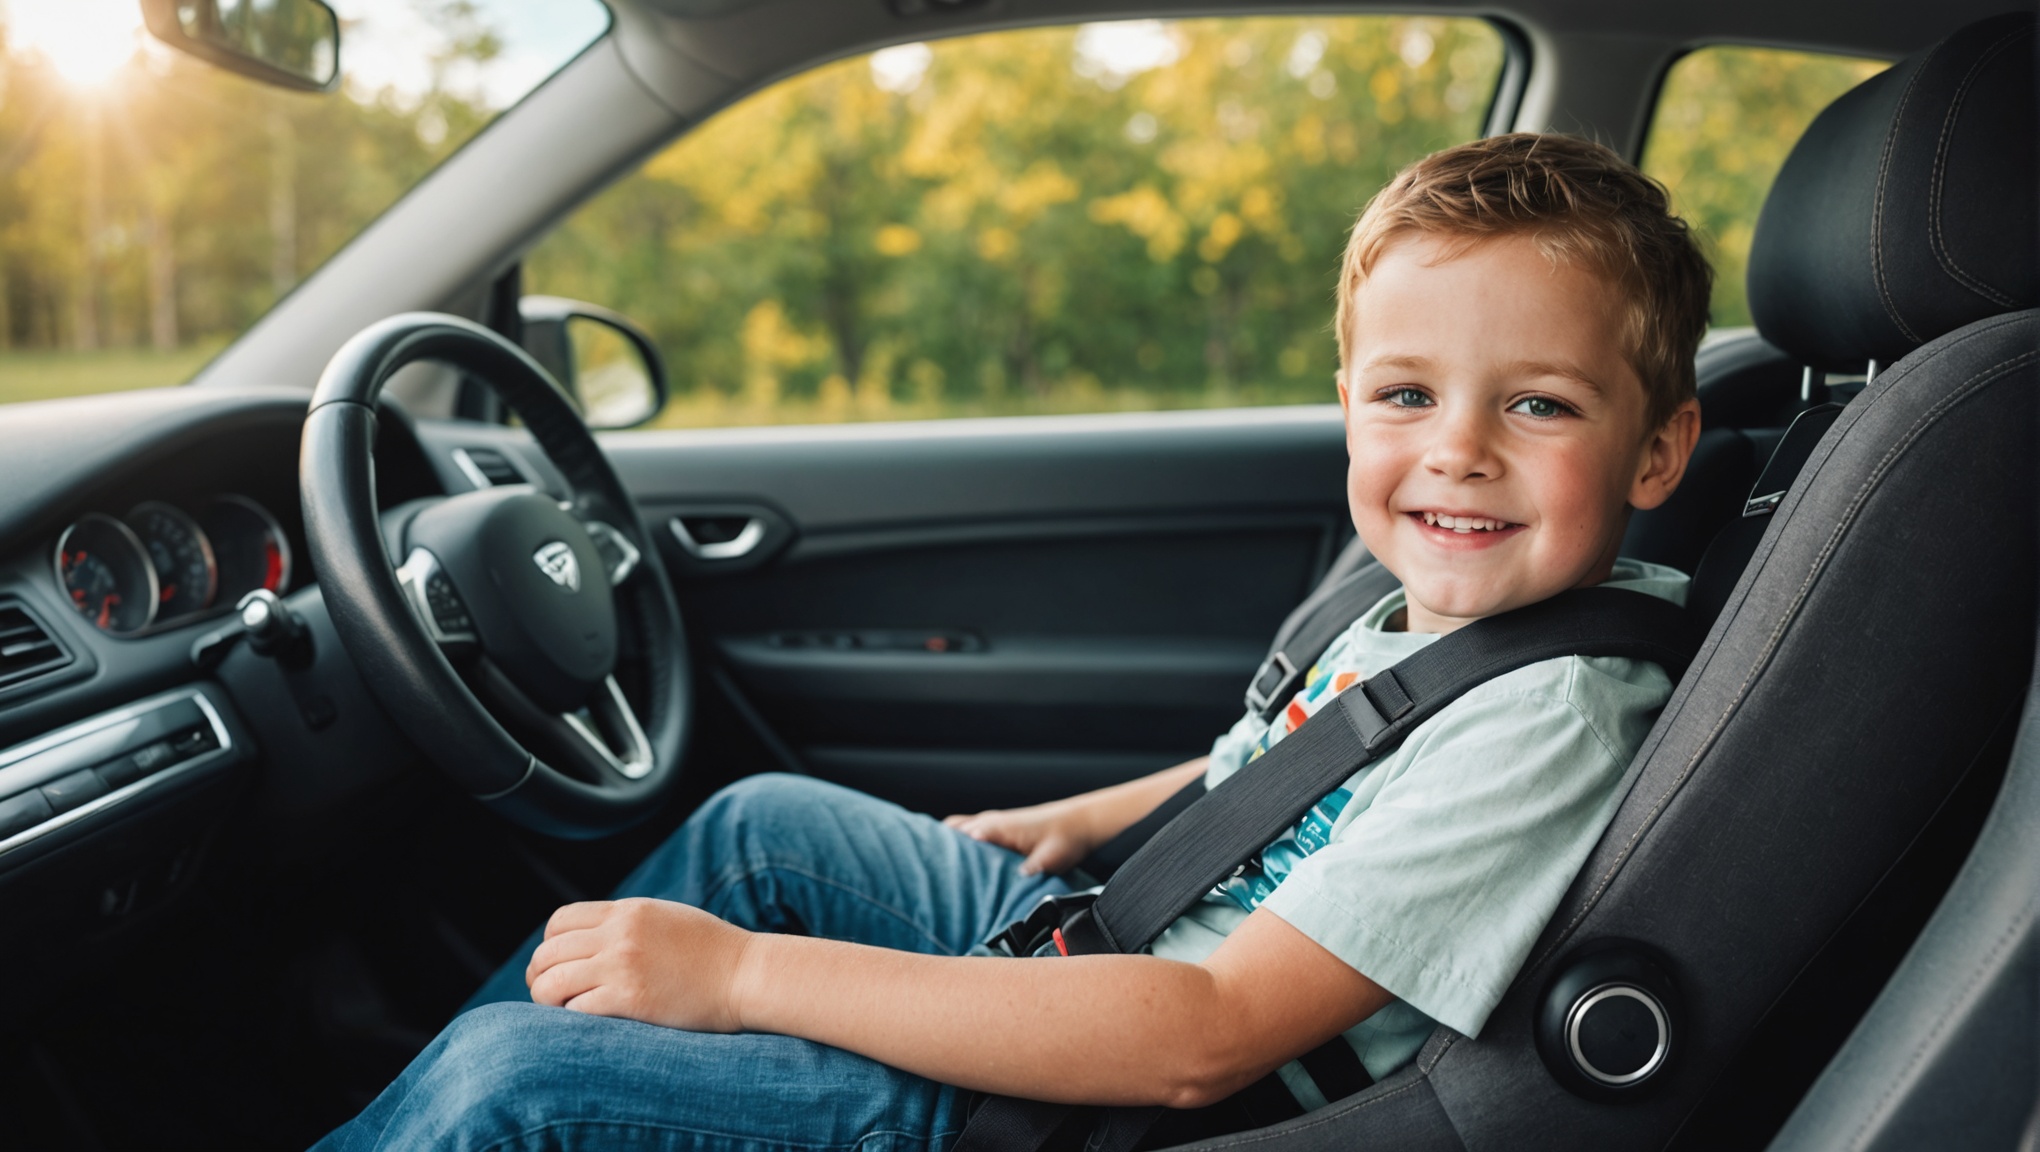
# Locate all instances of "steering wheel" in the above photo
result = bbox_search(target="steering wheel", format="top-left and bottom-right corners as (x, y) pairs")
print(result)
(300, 312), (690, 837)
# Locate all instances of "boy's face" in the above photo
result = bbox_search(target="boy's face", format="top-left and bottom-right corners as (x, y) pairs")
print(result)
(1339, 232), (1699, 633)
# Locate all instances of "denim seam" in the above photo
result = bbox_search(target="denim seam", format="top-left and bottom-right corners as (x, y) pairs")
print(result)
(699, 860), (963, 956)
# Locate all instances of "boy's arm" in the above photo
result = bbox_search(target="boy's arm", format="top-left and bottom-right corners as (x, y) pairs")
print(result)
(946, 756), (1209, 875)
(529, 896), (1391, 1108)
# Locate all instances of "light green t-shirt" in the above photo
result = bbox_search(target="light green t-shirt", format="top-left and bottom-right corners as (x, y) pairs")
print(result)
(1147, 559), (1688, 1104)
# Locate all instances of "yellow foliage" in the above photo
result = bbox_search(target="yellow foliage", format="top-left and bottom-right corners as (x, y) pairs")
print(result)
(996, 161), (1080, 222)
(977, 226), (1018, 262)
(1198, 211), (1244, 263)
(874, 224), (923, 256)
(741, 299), (829, 404)
(1089, 185), (1186, 263)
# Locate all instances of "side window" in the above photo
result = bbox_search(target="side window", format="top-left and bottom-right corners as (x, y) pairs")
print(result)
(1641, 46), (1888, 329)
(528, 17), (1506, 427)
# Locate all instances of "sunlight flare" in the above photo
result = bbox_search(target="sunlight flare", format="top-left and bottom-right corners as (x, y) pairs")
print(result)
(6, 0), (143, 87)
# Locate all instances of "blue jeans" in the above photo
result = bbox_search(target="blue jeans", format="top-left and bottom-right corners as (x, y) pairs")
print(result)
(314, 774), (1071, 1152)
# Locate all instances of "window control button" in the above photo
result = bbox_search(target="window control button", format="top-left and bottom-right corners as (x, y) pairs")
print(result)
(41, 768), (109, 815)
(0, 790), (53, 840)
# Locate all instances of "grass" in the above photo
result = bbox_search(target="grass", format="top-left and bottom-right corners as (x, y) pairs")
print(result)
(0, 345), (220, 406)
(642, 381), (1334, 429)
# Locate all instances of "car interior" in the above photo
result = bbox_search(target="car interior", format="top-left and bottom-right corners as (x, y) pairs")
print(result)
(0, 0), (2033, 1149)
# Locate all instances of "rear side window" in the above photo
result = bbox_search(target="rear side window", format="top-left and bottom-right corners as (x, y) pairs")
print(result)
(528, 17), (1507, 428)
(1641, 46), (1888, 328)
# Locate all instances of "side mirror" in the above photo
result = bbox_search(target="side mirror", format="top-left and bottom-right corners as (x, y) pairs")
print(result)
(519, 297), (669, 430)
(140, 0), (341, 92)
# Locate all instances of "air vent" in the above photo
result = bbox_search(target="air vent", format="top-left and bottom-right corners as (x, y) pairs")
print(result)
(0, 599), (74, 691)
(451, 447), (528, 490)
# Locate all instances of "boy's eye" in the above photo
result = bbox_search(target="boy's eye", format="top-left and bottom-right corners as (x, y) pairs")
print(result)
(1509, 396), (1572, 419)
(1381, 387), (1432, 408)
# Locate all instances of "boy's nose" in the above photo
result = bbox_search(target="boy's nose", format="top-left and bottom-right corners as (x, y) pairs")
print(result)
(1420, 411), (1502, 481)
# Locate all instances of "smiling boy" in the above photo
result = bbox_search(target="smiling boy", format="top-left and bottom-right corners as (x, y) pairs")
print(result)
(317, 133), (1709, 1152)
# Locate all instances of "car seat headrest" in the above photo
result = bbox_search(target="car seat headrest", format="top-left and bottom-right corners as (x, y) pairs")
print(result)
(1747, 12), (2037, 371)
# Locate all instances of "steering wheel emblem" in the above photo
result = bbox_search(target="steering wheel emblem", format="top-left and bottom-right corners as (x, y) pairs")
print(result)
(532, 540), (581, 592)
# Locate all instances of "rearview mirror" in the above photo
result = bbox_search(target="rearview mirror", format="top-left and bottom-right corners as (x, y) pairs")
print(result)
(519, 297), (669, 430)
(140, 0), (340, 92)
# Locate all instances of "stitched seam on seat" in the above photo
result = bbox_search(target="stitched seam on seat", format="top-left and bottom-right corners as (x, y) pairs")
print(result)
(1842, 898), (2039, 1152)
(1928, 27), (2026, 307)
(1873, 53), (1933, 345)
(1539, 341), (2039, 957)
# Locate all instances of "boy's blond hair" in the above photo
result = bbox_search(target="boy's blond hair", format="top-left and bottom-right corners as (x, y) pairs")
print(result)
(1336, 133), (1713, 429)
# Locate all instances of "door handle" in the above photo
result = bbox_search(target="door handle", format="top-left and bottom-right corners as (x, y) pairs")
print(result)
(670, 515), (766, 561)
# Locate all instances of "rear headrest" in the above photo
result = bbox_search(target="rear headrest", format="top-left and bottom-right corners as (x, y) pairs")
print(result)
(1748, 13), (2037, 370)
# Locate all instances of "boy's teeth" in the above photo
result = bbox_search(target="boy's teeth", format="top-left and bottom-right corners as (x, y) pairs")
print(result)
(1421, 512), (1508, 533)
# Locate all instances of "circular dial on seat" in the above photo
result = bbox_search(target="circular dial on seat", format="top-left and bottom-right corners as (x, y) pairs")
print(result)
(55, 513), (158, 636)
(127, 501), (218, 620)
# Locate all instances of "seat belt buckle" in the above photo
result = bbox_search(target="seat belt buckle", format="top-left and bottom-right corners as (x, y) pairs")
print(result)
(981, 889), (1099, 958)
(1244, 652), (1302, 721)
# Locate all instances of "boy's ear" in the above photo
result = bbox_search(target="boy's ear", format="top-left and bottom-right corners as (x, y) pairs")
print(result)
(1629, 398), (1702, 513)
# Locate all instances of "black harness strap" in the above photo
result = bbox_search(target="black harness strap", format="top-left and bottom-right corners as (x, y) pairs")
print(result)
(1078, 587), (1697, 957)
(953, 587), (1699, 1152)
(1244, 562), (1402, 721)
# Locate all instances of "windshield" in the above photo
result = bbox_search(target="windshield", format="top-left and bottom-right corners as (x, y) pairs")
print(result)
(0, 0), (608, 405)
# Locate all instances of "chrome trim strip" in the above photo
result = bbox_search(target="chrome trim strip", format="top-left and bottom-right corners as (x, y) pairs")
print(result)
(560, 675), (654, 780)
(0, 686), (237, 862)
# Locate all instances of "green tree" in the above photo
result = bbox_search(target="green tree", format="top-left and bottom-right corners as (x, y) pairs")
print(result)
(528, 17), (1504, 427)
(1642, 46), (1887, 327)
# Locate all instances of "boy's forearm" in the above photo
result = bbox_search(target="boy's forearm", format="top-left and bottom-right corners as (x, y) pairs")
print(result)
(732, 930), (1249, 1108)
(1067, 757), (1208, 849)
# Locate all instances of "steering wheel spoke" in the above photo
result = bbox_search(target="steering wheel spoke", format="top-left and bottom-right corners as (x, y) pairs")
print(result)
(474, 659), (652, 784)
(575, 514), (642, 587)
(561, 676), (655, 780)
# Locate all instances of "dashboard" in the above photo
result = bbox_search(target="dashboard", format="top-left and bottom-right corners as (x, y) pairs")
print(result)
(54, 494), (294, 638)
(0, 386), (456, 984)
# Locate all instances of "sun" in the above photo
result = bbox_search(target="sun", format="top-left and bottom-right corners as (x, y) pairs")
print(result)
(5, 0), (144, 88)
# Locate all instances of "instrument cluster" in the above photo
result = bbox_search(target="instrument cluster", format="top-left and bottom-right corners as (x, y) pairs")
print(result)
(54, 495), (294, 637)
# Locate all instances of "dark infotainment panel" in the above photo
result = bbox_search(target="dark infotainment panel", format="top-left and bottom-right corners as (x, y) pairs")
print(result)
(0, 688), (236, 854)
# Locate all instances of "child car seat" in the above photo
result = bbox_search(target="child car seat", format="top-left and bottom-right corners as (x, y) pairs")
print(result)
(1165, 14), (2038, 1151)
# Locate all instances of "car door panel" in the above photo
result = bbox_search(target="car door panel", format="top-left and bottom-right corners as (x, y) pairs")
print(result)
(423, 407), (1350, 812)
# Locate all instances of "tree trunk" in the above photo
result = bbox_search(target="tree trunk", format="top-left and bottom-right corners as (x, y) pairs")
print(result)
(146, 201), (177, 351)
(74, 103), (104, 352)
(268, 106), (296, 299)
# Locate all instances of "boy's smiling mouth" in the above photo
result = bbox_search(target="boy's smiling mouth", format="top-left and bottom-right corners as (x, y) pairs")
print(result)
(1416, 511), (1518, 532)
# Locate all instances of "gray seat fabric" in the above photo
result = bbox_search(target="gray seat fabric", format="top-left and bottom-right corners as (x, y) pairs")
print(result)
(1768, 636), (2039, 1152)
(1173, 14), (2038, 1152)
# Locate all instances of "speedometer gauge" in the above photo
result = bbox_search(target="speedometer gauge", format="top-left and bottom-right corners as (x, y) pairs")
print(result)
(55, 514), (158, 636)
(127, 502), (218, 620)
(200, 495), (293, 603)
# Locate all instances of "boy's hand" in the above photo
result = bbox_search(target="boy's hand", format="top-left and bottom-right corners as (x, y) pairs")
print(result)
(526, 897), (755, 1032)
(944, 801), (1092, 876)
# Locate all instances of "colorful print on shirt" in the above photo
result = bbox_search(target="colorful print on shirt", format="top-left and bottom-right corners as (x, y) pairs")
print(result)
(1216, 663), (1362, 914)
